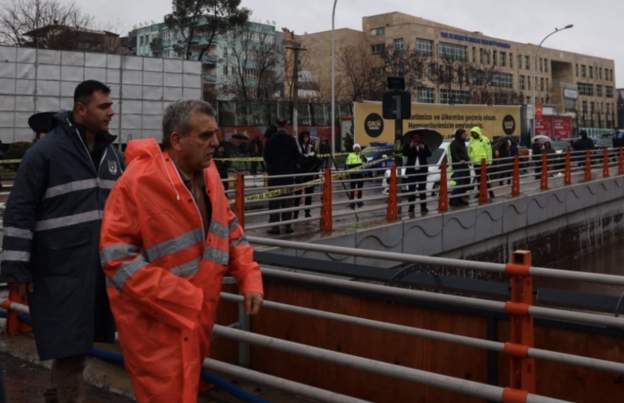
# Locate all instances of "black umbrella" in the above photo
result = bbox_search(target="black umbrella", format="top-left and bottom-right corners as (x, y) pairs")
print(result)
(403, 128), (443, 150)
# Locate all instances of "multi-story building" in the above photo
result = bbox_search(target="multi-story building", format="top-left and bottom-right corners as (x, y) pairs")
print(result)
(300, 12), (618, 129)
(129, 19), (284, 100)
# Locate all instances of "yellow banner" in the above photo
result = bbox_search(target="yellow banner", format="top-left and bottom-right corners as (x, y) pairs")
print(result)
(354, 102), (521, 146)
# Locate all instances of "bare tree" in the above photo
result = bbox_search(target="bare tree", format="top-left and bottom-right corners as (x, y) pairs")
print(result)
(165, 0), (249, 61)
(223, 25), (282, 101)
(0, 0), (94, 47)
(337, 43), (384, 102)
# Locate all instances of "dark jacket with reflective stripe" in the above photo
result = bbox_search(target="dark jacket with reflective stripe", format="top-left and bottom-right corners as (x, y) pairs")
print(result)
(0, 111), (122, 360)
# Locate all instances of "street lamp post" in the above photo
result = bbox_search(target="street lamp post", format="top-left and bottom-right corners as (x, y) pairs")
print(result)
(331, 0), (338, 159)
(531, 24), (574, 138)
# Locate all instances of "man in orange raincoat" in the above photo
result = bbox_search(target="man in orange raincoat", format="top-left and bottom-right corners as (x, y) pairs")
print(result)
(100, 100), (263, 402)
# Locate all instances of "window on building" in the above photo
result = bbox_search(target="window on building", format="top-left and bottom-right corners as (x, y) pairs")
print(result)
(370, 27), (385, 36)
(576, 64), (579, 77)
(371, 43), (386, 55)
(517, 54), (522, 69)
(540, 77), (544, 92)
(539, 58), (543, 73)
(415, 38), (433, 57)
(510, 53), (514, 68)
(224, 65), (228, 75)
(491, 72), (513, 88)
(440, 89), (470, 104)
(578, 82), (594, 96)
(582, 101), (588, 113)
(525, 55), (530, 70)
(599, 67), (603, 80)
(472, 47), (476, 63)
(416, 87), (434, 103)
(438, 42), (467, 61)
(589, 66), (593, 79)
(500, 51), (506, 67)
(493, 50), (498, 66)
(528, 76), (531, 91)
(581, 65), (587, 78)
(519, 75), (526, 91)
(590, 101), (595, 114)
(606, 86), (614, 98)
(596, 85), (603, 97)
(544, 59), (548, 73)
(546, 78), (549, 90)
(394, 38), (405, 51)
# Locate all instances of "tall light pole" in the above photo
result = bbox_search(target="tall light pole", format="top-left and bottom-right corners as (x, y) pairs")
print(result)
(531, 24), (574, 137)
(331, 0), (338, 159)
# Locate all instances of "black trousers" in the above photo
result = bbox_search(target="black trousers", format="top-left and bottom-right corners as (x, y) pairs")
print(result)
(406, 170), (427, 211)
(349, 173), (364, 202)
(268, 176), (294, 224)
(451, 163), (470, 199)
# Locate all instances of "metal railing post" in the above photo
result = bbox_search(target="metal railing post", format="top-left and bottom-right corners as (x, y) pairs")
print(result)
(564, 151), (572, 186)
(505, 250), (536, 394)
(479, 159), (489, 205)
(235, 174), (245, 229)
(619, 147), (624, 176)
(386, 164), (398, 222)
(438, 161), (449, 213)
(540, 154), (549, 191)
(584, 150), (592, 182)
(237, 301), (250, 368)
(603, 148), (610, 178)
(321, 168), (333, 234)
(512, 156), (520, 197)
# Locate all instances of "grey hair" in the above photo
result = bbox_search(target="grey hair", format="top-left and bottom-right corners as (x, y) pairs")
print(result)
(162, 100), (216, 149)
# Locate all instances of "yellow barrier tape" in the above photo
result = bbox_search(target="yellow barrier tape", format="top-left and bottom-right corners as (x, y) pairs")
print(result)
(243, 157), (393, 203)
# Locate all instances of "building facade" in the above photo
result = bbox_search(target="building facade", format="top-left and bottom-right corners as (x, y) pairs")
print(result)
(300, 12), (618, 129)
(129, 19), (284, 101)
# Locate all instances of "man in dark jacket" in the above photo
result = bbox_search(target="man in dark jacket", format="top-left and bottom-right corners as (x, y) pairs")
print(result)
(403, 134), (432, 215)
(0, 80), (122, 403)
(263, 120), (300, 235)
(573, 131), (595, 151)
(449, 129), (470, 206)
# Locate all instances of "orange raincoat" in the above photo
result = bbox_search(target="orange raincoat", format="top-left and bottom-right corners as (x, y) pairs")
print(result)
(100, 139), (263, 403)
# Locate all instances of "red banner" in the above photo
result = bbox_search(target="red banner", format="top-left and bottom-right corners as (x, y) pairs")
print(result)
(535, 116), (573, 140)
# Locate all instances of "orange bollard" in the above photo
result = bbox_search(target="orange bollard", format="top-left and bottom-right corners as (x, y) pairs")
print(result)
(438, 161), (449, 213)
(603, 148), (610, 178)
(540, 154), (548, 191)
(505, 250), (536, 394)
(386, 165), (398, 222)
(584, 150), (592, 182)
(320, 168), (333, 234)
(564, 151), (572, 185)
(235, 174), (245, 229)
(511, 156), (520, 197)
(479, 159), (489, 205)
(619, 148), (624, 176)
(6, 284), (31, 336)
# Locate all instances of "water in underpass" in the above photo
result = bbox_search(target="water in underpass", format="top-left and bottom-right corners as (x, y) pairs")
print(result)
(538, 233), (624, 298)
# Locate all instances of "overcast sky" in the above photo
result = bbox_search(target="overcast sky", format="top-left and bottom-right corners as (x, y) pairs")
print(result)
(81, 0), (624, 87)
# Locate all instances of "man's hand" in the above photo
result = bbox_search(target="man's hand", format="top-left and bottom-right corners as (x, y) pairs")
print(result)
(244, 293), (263, 315)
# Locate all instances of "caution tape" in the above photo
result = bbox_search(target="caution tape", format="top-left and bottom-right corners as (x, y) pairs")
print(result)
(0, 159), (22, 165)
(243, 157), (394, 203)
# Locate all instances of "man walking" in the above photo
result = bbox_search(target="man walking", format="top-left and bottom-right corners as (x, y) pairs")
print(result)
(263, 120), (300, 234)
(468, 126), (495, 200)
(346, 144), (365, 209)
(0, 80), (122, 403)
(100, 100), (263, 403)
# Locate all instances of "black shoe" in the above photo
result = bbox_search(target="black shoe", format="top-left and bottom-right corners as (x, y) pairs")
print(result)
(350, 204), (356, 210)
(293, 211), (299, 219)
(305, 211), (312, 218)
(489, 191), (495, 200)
(357, 202), (364, 208)
(267, 226), (280, 235)
(421, 206), (429, 215)
(284, 225), (294, 234)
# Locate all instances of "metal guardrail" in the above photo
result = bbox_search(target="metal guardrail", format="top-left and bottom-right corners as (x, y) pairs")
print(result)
(234, 147), (624, 235)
